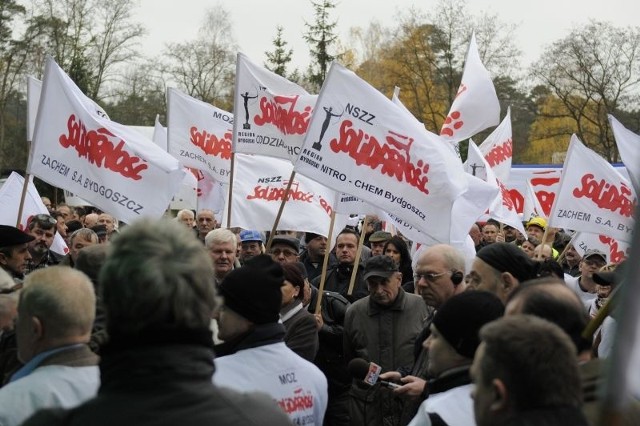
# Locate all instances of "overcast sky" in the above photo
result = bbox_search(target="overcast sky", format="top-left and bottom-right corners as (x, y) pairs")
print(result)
(134, 0), (638, 72)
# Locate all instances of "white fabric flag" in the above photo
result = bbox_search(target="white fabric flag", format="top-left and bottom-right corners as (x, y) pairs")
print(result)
(0, 172), (68, 255)
(548, 135), (635, 242)
(27, 57), (184, 224)
(334, 193), (379, 216)
(465, 141), (525, 234)
(609, 115), (640, 194)
(571, 232), (629, 264)
(294, 62), (467, 243)
(478, 107), (512, 182)
(27, 77), (42, 142)
(152, 114), (168, 151)
(439, 33), (500, 144)
(167, 87), (233, 182)
(522, 180), (545, 221)
(233, 53), (317, 162)
(197, 170), (226, 214)
(223, 153), (336, 236)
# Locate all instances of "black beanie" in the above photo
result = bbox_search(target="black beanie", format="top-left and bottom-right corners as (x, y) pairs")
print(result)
(219, 254), (284, 325)
(432, 291), (504, 359)
(476, 242), (535, 283)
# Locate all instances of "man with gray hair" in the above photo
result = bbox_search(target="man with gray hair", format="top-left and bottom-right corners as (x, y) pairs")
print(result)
(22, 219), (291, 426)
(205, 228), (237, 286)
(60, 228), (98, 268)
(176, 209), (195, 229)
(0, 266), (99, 426)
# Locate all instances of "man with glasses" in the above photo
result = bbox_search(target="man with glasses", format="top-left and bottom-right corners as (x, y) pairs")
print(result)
(379, 243), (467, 424)
(0, 225), (35, 285)
(25, 214), (63, 274)
(269, 235), (300, 264)
(564, 249), (607, 310)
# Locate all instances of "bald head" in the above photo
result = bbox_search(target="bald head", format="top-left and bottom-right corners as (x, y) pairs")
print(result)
(17, 266), (95, 362)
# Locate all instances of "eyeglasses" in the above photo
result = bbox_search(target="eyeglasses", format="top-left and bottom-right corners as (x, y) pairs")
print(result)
(31, 214), (57, 227)
(414, 271), (450, 283)
(270, 248), (297, 257)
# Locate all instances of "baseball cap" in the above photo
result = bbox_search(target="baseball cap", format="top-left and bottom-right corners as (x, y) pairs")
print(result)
(363, 255), (398, 281)
(593, 260), (626, 287)
(584, 249), (607, 263)
(239, 229), (263, 243)
(369, 231), (392, 243)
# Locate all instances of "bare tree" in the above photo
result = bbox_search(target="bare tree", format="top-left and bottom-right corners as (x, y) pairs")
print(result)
(163, 6), (236, 108)
(531, 21), (640, 161)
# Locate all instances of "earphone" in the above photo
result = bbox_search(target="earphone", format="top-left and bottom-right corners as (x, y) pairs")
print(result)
(451, 271), (463, 285)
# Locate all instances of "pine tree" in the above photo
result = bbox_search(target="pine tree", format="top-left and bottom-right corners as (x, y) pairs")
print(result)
(265, 26), (293, 78)
(303, 0), (338, 90)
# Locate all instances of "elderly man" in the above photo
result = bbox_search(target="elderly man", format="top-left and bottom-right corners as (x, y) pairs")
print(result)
(0, 225), (34, 284)
(471, 315), (587, 426)
(564, 249), (607, 309)
(205, 228), (237, 286)
(61, 228), (98, 268)
(25, 214), (64, 274)
(467, 242), (537, 304)
(380, 244), (467, 423)
(196, 209), (216, 243)
(407, 291), (504, 426)
(97, 213), (116, 240)
(23, 220), (292, 426)
(269, 235), (300, 264)
(344, 255), (428, 426)
(0, 267), (99, 426)
(176, 209), (195, 228)
(561, 244), (582, 277)
(83, 213), (99, 229)
(214, 254), (328, 425)
(238, 230), (264, 264)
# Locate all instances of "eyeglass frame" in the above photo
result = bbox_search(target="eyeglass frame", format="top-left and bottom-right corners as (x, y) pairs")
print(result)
(413, 270), (452, 283)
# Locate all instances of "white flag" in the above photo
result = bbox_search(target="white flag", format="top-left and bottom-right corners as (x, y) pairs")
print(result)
(27, 57), (184, 223)
(224, 153), (336, 236)
(571, 232), (629, 264)
(609, 115), (640, 194)
(294, 62), (467, 243)
(27, 76), (42, 142)
(466, 141), (525, 234)
(522, 180), (545, 222)
(167, 87), (233, 182)
(440, 33), (500, 144)
(197, 170), (226, 214)
(152, 114), (168, 151)
(0, 172), (68, 255)
(478, 107), (512, 182)
(548, 135), (635, 242)
(233, 53), (317, 162)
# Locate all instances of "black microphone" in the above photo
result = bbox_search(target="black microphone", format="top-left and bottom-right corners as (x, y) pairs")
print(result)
(347, 358), (401, 389)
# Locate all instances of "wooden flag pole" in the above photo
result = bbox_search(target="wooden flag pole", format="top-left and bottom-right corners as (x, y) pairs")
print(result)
(314, 210), (336, 315)
(16, 173), (31, 228)
(347, 216), (369, 296)
(265, 170), (296, 252)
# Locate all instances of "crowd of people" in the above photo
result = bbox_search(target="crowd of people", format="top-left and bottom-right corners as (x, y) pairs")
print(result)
(0, 203), (634, 426)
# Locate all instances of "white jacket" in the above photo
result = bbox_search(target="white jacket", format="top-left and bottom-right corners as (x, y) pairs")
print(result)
(214, 342), (328, 426)
(0, 365), (99, 426)
(408, 384), (475, 426)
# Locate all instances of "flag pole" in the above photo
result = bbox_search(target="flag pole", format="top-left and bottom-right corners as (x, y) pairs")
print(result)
(347, 215), (369, 296)
(265, 170), (296, 252)
(314, 210), (336, 315)
(226, 152), (235, 228)
(16, 173), (30, 228)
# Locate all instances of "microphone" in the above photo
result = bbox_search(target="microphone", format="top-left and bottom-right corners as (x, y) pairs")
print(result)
(347, 358), (401, 389)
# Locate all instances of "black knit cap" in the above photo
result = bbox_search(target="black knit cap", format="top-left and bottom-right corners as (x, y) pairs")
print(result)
(476, 242), (536, 283)
(432, 291), (504, 358)
(219, 254), (284, 325)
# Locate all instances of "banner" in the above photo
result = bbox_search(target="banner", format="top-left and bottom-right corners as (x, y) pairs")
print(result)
(609, 115), (640, 194)
(294, 62), (467, 243)
(233, 53), (317, 162)
(167, 87), (232, 182)
(0, 172), (68, 255)
(27, 57), (184, 223)
(439, 33), (500, 144)
(522, 180), (545, 221)
(224, 153), (336, 236)
(548, 135), (635, 242)
(478, 107), (512, 182)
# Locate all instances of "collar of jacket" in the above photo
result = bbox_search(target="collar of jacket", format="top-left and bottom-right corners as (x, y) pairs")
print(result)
(220, 322), (286, 356)
(367, 287), (407, 315)
(425, 365), (471, 397)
